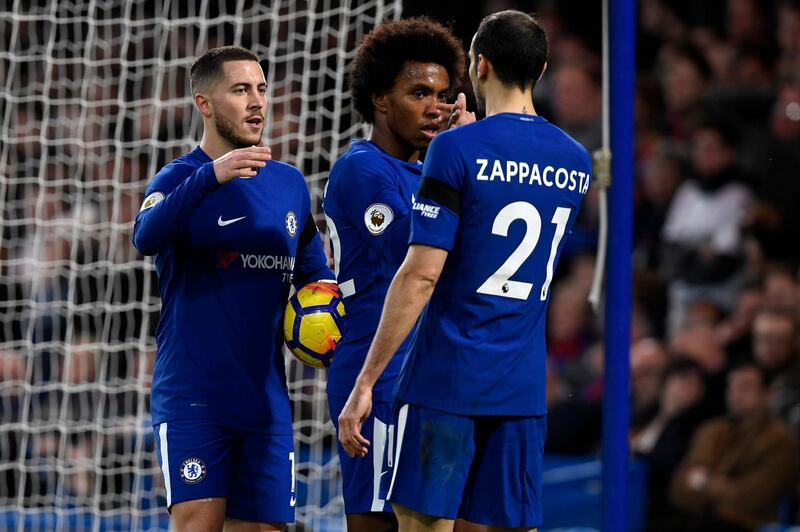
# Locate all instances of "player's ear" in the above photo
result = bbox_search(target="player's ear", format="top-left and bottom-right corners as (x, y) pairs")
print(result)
(372, 93), (389, 115)
(194, 92), (213, 118)
(476, 53), (490, 80)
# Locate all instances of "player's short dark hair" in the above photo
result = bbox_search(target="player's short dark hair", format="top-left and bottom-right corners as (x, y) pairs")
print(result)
(349, 17), (465, 123)
(190, 46), (260, 95)
(472, 10), (548, 92)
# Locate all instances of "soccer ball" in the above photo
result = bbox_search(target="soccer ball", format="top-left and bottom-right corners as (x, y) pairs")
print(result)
(283, 282), (346, 369)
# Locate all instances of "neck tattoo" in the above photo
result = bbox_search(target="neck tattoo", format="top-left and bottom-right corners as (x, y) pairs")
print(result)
(522, 106), (528, 114)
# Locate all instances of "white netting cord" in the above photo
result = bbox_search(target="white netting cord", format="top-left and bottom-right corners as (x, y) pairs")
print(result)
(0, 1), (401, 530)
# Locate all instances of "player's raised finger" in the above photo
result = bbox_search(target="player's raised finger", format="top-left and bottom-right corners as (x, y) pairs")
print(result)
(435, 101), (455, 114)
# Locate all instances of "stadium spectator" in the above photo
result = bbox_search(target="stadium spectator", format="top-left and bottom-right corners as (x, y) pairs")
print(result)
(660, 120), (753, 335)
(633, 358), (708, 532)
(671, 361), (799, 531)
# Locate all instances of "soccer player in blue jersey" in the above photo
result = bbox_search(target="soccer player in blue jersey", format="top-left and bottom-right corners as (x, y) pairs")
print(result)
(339, 11), (592, 532)
(323, 18), (468, 532)
(132, 46), (334, 532)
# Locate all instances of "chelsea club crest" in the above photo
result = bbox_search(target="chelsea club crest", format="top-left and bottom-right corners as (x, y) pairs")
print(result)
(180, 457), (206, 484)
(285, 211), (298, 238)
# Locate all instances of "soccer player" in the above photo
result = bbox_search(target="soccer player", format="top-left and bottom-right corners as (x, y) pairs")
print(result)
(132, 46), (333, 531)
(323, 18), (467, 532)
(338, 11), (592, 532)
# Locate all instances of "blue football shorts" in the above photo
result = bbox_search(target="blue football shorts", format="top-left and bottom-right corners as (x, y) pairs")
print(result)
(152, 419), (296, 523)
(328, 393), (394, 514)
(381, 400), (546, 528)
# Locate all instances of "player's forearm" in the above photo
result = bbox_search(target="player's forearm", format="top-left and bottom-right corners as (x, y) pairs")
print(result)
(355, 265), (436, 389)
(133, 164), (220, 255)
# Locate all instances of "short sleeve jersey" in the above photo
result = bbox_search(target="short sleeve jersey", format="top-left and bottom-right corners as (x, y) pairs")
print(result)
(395, 114), (592, 416)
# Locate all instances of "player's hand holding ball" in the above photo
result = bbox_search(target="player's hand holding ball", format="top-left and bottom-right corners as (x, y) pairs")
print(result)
(212, 145), (272, 184)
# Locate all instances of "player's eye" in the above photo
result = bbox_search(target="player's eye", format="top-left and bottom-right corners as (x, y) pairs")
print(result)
(235, 87), (246, 94)
(414, 90), (425, 99)
(258, 87), (267, 95)
(437, 93), (448, 102)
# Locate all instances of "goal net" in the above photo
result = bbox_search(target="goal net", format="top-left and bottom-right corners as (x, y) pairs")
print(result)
(0, 1), (401, 530)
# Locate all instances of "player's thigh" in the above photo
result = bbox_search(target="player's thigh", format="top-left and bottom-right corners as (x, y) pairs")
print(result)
(153, 420), (234, 513)
(171, 497), (227, 532)
(394, 502), (455, 532)
(346, 511), (398, 532)
(223, 517), (286, 531)
(458, 415), (546, 530)
(226, 431), (295, 525)
(329, 393), (395, 515)
(384, 402), (476, 520)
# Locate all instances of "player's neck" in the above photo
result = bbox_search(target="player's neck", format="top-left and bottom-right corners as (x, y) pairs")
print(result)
(369, 124), (419, 163)
(199, 128), (236, 160)
(483, 84), (536, 118)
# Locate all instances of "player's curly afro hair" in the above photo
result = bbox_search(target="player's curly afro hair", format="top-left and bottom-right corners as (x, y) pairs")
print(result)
(349, 17), (465, 124)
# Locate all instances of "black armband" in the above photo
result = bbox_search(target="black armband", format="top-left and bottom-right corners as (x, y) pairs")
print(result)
(416, 177), (461, 216)
(299, 212), (318, 248)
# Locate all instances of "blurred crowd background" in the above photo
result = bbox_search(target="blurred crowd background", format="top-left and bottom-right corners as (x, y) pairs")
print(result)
(1, 0), (800, 530)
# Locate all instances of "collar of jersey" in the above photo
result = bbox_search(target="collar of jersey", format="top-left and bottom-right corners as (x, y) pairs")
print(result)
(356, 139), (423, 170)
(490, 112), (548, 123)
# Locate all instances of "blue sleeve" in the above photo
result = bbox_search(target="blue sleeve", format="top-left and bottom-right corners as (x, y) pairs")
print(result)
(409, 131), (467, 251)
(334, 153), (412, 241)
(132, 161), (220, 256)
(293, 176), (335, 288)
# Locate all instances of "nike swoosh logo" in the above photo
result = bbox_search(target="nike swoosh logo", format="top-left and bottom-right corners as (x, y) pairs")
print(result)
(218, 215), (246, 227)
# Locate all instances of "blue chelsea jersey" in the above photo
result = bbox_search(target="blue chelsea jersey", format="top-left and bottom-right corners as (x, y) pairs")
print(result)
(396, 114), (592, 416)
(323, 140), (422, 400)
(133, 147), (333, 433)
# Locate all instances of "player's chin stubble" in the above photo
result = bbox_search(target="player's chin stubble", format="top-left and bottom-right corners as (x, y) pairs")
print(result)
(214, 112), (261, 149)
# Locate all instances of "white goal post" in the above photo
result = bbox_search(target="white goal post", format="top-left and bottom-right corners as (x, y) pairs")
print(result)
(0, 1), (401, 530)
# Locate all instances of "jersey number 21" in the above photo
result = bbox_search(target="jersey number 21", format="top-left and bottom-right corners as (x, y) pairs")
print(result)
(477, 202), (571, 302)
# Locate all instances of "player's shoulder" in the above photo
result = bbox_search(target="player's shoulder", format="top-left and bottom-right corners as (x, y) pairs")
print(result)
(148, 147), (209, 191)
(329, 140), (400, 184)
(430, 121), (478, 146)
(333, 140), (395, 172)
(539, 119), (593, 162)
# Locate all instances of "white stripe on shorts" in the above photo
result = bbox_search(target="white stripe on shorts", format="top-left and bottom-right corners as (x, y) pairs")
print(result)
(158, 423), (172, 507)
(385, 403), (409, 500)
(371, 417), (388, 512)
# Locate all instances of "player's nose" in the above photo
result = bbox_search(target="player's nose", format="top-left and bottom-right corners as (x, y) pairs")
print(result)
(424, 97), (439, 116)
(249, 93), (265, 110)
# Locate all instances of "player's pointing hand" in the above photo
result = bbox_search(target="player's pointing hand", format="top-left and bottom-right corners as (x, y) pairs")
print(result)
(212, 145), (272, 184)
(338, 383), (373, 458)
(447, 92), (476, 129)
